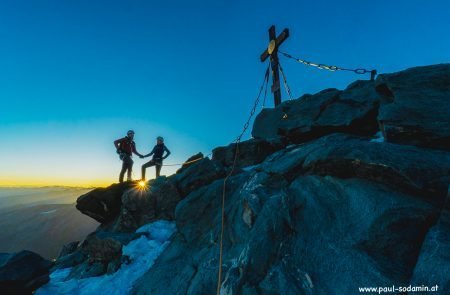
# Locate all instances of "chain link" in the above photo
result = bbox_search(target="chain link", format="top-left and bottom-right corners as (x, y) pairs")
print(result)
(279, 51), (376, 77)
(262, 65), (270, 109)
(278, 60), (293, 100)
(235, 63), (270, 142)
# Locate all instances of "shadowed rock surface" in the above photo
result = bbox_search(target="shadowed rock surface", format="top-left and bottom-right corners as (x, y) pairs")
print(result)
(108, 176), (181, 232)
(176, 152), (204, 173)
(260, 133), (450, 200)
(132, 138), (447, 294)
(76, 182), (135, 223)
(252, 80), (381, 143)
(172, 158), (228, 196)
(375, 64), (450, 150)
(18, 64), (450, 294)
(213, 138), (285, 168)
(0, 250), (52, 294)
(410, 187), (450, 291)
(130, 64), (449, 294)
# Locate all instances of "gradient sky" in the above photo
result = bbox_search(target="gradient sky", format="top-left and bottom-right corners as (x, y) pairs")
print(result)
(1, 0), (449, 186)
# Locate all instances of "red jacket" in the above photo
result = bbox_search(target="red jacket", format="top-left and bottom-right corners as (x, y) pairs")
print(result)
(114, 137), (139, 156)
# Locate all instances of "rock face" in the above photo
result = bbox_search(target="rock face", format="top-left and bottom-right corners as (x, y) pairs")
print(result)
(133, 133), (449, 294)
(110, 176), (181, 232)
(212, 138), (284, 168)
(375, 64), (450, 150)
(252, 64), (450, 151)
(172, 158), (227, 196)
(24, 64), (449, 293)
(130, 65), (450, 294)
(261, 133), (450, 200)
(48, 155), (226, 280)
(176, 152), (204, 173)
(65, 231), (136, 279)
(53, 231), (141, 279)
(252, 80), (381, 143)
(76, 182), (135, 223)
(0, 250), (52, 294)
(410, 187), (450, 291)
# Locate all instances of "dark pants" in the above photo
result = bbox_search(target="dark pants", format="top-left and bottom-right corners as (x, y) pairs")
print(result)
(141, 158), (162, 180)
(119, 154), (133, 183)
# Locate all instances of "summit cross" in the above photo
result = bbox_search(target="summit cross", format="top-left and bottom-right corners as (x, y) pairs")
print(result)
(260, 25), (290, 107)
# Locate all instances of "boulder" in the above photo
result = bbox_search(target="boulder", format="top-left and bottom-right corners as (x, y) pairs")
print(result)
(375, 64), (450, 150)
(252, 80), (381, 143)
(172, 158), (227, 197)
(105, 176), (180, 232)
(176, 152), (204, 174)
(261, 133), (450, 201)
(76, 182), (135, 223)
(212, 138), (284, 168)
(0, 250), (52, 294)
(67, 231), (140, 279)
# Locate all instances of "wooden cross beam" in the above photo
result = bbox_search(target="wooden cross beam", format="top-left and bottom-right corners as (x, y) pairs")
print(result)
(260, 25), (289, 107)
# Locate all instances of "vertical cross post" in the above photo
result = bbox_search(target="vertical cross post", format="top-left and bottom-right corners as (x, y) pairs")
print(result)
(269, 26), (282, 107)
(260, 25), (289, 107)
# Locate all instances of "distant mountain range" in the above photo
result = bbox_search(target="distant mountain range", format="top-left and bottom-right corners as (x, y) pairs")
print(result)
(0, 186), (92, 210)
(0, 187), (99, 259)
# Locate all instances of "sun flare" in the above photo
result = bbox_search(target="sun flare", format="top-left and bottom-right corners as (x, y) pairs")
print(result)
(137, 180), (148, 190)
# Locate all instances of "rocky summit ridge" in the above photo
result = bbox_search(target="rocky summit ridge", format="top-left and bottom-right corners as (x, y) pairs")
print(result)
(1, 63), (449, 294)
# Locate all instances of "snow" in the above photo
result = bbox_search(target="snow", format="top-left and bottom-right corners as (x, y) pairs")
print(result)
(370, 131), (385, 143)
(36, 220), (176, 295)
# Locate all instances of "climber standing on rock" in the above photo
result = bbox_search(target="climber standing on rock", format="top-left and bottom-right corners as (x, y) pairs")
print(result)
(141, 136), (171, 180)
(114, 130), (145, 183)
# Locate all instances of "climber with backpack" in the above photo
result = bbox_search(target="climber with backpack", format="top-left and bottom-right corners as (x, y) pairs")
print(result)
(141, 136), (171, 180)
(114, 130), (145, 183)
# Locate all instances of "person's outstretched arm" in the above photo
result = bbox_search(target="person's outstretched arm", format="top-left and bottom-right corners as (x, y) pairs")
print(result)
(142, 146), (156, 158)
(132, 142), (144, 158)
(163, 146), (171, 159)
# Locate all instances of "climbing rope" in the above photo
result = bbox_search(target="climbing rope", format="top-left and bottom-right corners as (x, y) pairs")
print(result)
(161, 153), (212, 167)
(279, 51), (377, 80)
(216, 63), (270, 295)
(234, 65), (271, 143)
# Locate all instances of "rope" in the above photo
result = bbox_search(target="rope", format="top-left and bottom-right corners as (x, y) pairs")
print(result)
(279, 50), (377, 80)
(216, 63), (270, 295)
(161, 153), (212, 167)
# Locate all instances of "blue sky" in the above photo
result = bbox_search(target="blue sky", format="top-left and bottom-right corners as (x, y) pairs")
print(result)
(1, 0), (449, 186)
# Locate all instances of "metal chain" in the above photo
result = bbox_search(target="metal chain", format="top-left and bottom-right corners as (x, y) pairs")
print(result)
(235, 63), (270, 142)
(279, 51), (377, 78)
(278, 60), (293, 100)
(262, 65), (270, 109)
